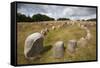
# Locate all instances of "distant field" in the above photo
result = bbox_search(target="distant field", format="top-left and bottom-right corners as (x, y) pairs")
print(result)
(17, 21), (97, 65)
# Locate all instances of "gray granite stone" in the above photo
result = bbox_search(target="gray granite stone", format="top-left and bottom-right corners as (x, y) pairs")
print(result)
(24, 32), (44, 60)
(53, 41), (64, 58)
(67, 40), (77, 53)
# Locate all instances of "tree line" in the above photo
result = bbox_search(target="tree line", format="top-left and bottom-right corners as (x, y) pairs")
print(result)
(17, 13), (70, 22)
(86, 18), (96, 21)
(17, 13), (96, 22)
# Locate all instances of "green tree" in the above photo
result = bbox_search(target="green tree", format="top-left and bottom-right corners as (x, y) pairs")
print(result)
(32, 14), (54, 22)
(86, 18), (96, 21)
(17, 13), (55, 22)
(17, 13), (32, 22)
(57, 18), (70, 21)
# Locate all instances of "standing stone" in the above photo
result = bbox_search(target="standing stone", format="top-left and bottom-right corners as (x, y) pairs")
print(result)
(71, 21), (75, 25)
(61, 23), (64, 27)
(67, 40), (77, 53)
(45, 23), (48, 26)
(51, 26), (55, 30)
(67, 21), (70, 25)
(52, 41), (64, 58)
(86, 29), (90, 33)
(40, 29), (46, 36)
(81, 25), (86, 29)
(45, 28), (49, 32)
(85, 32), (92, 40)
(40, 28), (48, 36)
(78, 23), (81, 27)
(90, 23), (94, 26)
(77, 37), (87, 47)
(24, 32), (44, 60)
(57, 25), (61, 29)
(84, 26), (88, 30)
(80, 24), (84, 28)
(49, 23), (53, 26)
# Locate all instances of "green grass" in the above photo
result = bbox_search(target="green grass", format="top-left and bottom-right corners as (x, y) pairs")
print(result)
(17, 21), (97, 64)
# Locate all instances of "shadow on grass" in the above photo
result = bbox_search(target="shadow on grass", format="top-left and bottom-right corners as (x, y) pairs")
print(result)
(24, 45), (52, 64)
(41, 45), (52, 54)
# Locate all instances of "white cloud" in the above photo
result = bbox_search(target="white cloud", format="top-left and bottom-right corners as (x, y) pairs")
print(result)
(17, 3), (96, 20)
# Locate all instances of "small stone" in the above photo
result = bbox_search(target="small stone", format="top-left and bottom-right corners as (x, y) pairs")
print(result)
(51, 26), (55, 30)
(85, 32), (92, 40)
(78, 23), (81, 27)
(86, 29), (90, 33)
(67, 40), (77, 53)
(57, 25), (61, 29)
(40, 28), (49, 36)
(52, 41), (64, 58)
(45, 28), (49, 32)
(77, 37), (87, 47)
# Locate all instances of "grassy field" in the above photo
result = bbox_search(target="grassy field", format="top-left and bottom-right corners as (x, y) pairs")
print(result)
(17, 21), (97, 65)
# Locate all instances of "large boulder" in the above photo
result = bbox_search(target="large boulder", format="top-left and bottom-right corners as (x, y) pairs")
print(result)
(24, 32), (44, 60)
(52, 41), (64, 58)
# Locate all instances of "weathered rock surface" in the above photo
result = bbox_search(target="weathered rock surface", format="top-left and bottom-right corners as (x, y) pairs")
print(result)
(52, 41), (64, 58)
(67, 40), (77, 53)
(24, 32), (44, 60)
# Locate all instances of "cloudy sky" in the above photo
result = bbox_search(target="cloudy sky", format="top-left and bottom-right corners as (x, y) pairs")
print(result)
(17, 3), (96, 20)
